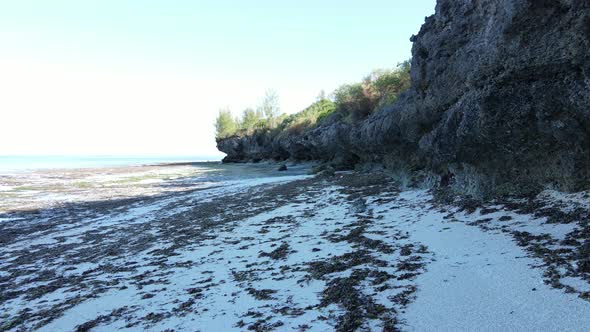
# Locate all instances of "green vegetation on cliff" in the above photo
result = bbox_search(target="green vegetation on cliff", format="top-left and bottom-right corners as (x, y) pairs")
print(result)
(334, 61), (411, 122)
(276, 98), (336, 137)
(214, 61), (410, 140)
(214, 108), (238, 139)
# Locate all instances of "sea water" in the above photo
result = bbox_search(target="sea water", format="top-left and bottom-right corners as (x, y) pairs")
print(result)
(0, 156), (311, 212)
(0, 155), (221, 172)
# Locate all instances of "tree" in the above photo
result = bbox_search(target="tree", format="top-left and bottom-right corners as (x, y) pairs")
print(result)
(240, 108), (262, 132)
(214, 108), (237, 139)
(258, 89), (281, 128)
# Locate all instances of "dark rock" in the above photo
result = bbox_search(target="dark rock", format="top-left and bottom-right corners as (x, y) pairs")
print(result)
(278, 164), (288, 171)
(578, 260), (590, 273)
(217, 0), (590, 198)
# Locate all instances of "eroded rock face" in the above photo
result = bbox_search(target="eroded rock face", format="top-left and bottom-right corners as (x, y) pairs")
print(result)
(217, 0), (590, 197)
(411, 0), (590, 195)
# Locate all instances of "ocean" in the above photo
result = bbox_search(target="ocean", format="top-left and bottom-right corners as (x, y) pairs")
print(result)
(0, 155), (312, 212)
(0, 155), (221, 172)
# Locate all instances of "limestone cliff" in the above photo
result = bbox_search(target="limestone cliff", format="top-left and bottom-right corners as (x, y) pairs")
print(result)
(217, 0), (590, 197)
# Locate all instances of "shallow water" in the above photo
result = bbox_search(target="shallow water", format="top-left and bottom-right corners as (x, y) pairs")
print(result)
(0, 161), (311, 213)
(0, 155), (218, 173)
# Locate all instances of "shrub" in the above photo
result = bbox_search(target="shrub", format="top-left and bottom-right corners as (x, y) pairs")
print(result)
(214, 108), (238, 139)
(214, 91), (284, 139)
(333, 60), (411, 122)
(277, 99), (336, 136)
(213, 61), (411, 140)
(333, 83), (377, 122)
(239, 108), (263, 134)
(372, 61), (411, 107)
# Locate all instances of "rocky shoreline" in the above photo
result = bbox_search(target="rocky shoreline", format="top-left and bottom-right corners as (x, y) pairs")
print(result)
(3, 1), (590, 331)
(217, 0), (590, 198)
(2, 169), (590, 331)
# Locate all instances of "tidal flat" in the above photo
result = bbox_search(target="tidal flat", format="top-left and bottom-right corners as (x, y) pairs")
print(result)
(1, 164), (590, 331)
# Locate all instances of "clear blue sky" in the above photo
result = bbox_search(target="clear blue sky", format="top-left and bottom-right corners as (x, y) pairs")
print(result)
(0, 0), (436, 156)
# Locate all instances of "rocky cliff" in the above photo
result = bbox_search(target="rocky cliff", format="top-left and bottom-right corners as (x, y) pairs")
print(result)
(217, 0), (590, 197)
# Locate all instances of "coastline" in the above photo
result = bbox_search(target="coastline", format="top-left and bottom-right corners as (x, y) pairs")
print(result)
(0, 156), (222, 174)
(2, 0), (589, 330)
(0, 161), (310, 213)
(216, 0), (590, 199)
(2, 167), (589, 331)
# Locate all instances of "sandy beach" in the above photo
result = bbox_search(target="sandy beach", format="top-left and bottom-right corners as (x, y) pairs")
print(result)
(3, 0), (590, 330)
(1, 165), (590, 331)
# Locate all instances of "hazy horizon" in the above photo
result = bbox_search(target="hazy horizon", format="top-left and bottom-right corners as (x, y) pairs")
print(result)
(0, 0), (436, 157)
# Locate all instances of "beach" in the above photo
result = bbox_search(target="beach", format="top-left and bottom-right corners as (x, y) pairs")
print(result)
(1, 164), (590, 331)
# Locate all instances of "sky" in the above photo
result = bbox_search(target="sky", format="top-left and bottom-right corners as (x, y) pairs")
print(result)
(0, 0), (436, 157)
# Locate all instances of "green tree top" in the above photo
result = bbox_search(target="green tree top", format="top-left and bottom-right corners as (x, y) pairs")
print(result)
(240, 108), (263, 133)
(214, 108), (238, 139)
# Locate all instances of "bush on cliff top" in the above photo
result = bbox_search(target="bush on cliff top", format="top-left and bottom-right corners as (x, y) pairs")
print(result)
(215, 108), (238, 139)
(276, 98), (336, 136)
(214, 61), (410, 140)
(215, 90), (282, 139)
(333, 61), (411, 122)
(239, 108), (264, 133)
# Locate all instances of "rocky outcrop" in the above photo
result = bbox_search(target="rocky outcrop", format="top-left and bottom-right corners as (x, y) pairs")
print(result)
(217, 0), (590, 197)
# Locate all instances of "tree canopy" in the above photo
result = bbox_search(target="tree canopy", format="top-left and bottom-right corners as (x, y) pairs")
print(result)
(214, 108), (238, 139)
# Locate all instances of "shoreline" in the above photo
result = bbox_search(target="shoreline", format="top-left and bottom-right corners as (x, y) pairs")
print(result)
(1, 169), (589, 331)
(0, 162), (310, 213)
(0, 156), (223, 175)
